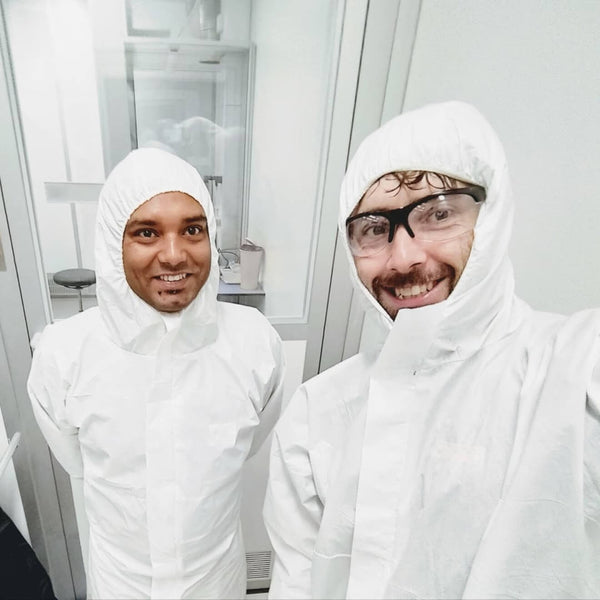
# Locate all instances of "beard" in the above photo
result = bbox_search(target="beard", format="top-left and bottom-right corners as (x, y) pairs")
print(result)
(372, 264), (456, 319)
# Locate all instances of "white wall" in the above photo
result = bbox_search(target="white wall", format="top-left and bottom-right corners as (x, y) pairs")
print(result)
(247, 0), (340, 320)
(402, 0), (600, 315)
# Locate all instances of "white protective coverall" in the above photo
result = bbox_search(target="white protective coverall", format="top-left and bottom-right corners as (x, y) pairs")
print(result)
(264, 102), (600, 599)
(28, 148), (284, 599)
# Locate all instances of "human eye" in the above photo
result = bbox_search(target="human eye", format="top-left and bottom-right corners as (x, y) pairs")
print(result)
(359, 215), (389, 239)
(184, 223), (206, 236)
(414, 198), (456, 226)
(432, 207), (451, 222)
(134, 228), (157, 239)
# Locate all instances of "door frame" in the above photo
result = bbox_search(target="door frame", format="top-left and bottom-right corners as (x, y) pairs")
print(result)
(302, 0), (422, 376)
(0, 4), (85, 597)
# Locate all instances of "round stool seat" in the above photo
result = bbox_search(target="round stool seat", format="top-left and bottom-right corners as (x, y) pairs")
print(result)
(53, 268), (96, 290)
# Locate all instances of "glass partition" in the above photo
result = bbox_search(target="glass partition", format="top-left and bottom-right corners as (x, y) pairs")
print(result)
(125, 39), (249, 250)
(4, 0), (341, 323)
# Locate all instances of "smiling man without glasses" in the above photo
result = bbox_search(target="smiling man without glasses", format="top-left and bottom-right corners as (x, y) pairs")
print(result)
(122, 189), (212, 313)
(28, 148), (284, 599)
(264, 101), (600, 599)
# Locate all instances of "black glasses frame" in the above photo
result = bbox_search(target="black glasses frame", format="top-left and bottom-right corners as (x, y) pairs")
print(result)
(346, 185), (486, 243)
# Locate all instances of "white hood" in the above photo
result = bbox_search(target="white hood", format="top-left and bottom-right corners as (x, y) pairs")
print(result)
(339, 101), (520, 366)
(95, 147), (220, 355)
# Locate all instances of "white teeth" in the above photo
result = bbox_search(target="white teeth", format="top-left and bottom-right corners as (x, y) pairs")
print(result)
(395, 282), (433, 299)
(159, 273), (187, 282)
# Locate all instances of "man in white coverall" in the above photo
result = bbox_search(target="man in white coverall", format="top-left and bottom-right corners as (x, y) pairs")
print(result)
(264, 101), (600, 599)
(28, 148), (285, 599)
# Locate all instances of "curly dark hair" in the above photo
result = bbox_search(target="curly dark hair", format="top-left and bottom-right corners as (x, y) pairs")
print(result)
(379, 170), (466, 193)
(352, 170), (468, 216)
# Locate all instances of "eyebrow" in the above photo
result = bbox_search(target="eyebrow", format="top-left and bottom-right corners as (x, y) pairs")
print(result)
(181, 215), (208, 225)
(126, 215), (207, 228)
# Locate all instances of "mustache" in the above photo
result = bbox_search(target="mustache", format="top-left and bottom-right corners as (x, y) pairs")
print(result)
(372, 265), (455, 290)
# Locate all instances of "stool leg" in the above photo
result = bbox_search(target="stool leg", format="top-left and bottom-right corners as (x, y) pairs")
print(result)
(78, 289), (83, 312)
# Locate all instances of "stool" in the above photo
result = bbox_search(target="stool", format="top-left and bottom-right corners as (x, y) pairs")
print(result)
(53, 268), (96, 312)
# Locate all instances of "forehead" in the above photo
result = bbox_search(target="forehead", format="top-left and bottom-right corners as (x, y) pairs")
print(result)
(356, 172), (449, 213)
(128, 191), (205, 222)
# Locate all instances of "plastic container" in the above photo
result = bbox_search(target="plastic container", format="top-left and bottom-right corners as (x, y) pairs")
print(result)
(240, 242), (263, 290)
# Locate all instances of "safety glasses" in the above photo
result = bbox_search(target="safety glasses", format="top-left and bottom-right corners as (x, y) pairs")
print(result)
(346, 185), (486, 257)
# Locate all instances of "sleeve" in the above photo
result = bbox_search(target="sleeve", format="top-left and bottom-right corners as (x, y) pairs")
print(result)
(248, 322), (286, 457)
(263, 386), (323, 599)
(584, 347), (600, 527)
(27, 327), (83, 478)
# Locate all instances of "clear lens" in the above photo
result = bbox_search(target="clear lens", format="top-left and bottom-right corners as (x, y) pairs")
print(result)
(347, 192), (481, 257)
(347, 214), (390, 256)
(409, 193), (479, 241)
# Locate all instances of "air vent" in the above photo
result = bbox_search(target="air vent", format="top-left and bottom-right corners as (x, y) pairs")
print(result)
(246, 550), (272, 588)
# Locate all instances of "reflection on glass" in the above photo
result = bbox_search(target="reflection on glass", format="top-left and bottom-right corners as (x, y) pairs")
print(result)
(5, 0), (342, 321)
(126, 40), (249, 250)
(4, 0), (251, 319)
(126, 0), (222, 40)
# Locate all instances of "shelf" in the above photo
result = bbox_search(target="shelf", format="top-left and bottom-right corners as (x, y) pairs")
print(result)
(218, 281), (264, 296)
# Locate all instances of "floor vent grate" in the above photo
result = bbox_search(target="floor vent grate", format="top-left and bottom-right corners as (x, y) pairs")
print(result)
(246, 550), (272, 581)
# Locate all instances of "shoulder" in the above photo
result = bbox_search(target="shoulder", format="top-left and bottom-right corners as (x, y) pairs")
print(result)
(280, 353), (372, 434)
(539, 307), (600, 357)
(516, 306), (600, 354)
(217, 300), (271, 326)
(30, 308), (103, 382)
(216, 301), (281, 346)
(561, 307), (600, 332)
(303, 352), (371, 398)
(34, 308), (102, 353)
(214, 302), (283, 371)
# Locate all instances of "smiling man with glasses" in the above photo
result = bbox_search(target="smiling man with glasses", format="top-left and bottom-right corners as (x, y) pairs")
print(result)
(265, 101), (600, 599)
(347, 173), (484, 316)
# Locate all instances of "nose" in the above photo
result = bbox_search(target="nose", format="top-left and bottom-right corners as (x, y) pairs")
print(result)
(385, 225), (427, 271)
(157, 234), (187, 267)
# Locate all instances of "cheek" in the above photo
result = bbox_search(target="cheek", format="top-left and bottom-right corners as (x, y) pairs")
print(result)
(434, 233), (474, 275)
(193, 242), (212, 271)
(122, 245), (147, 278)
(354, 257), (380, 290)
(202, 244), (212, 267)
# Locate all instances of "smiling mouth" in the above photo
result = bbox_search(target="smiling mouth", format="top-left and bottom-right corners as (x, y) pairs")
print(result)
(157, 273), (188, 282)
(393, 281), (435, 299)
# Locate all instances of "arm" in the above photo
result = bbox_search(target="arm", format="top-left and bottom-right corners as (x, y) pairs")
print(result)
(27, 327), (83, 478)
(248, 324), (286, 457)
(264, 387), (323, 599)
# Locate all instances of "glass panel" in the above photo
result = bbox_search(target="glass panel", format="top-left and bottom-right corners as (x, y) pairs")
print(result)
(126, 40), (249, 249)
(3, 0), (342, 323)
(0, 229), (6, 272)
(247, 1), (341, 321)
(4, 0), (105, 319)
(3, 0), (252, 319)
(125, 0), (222, 39)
